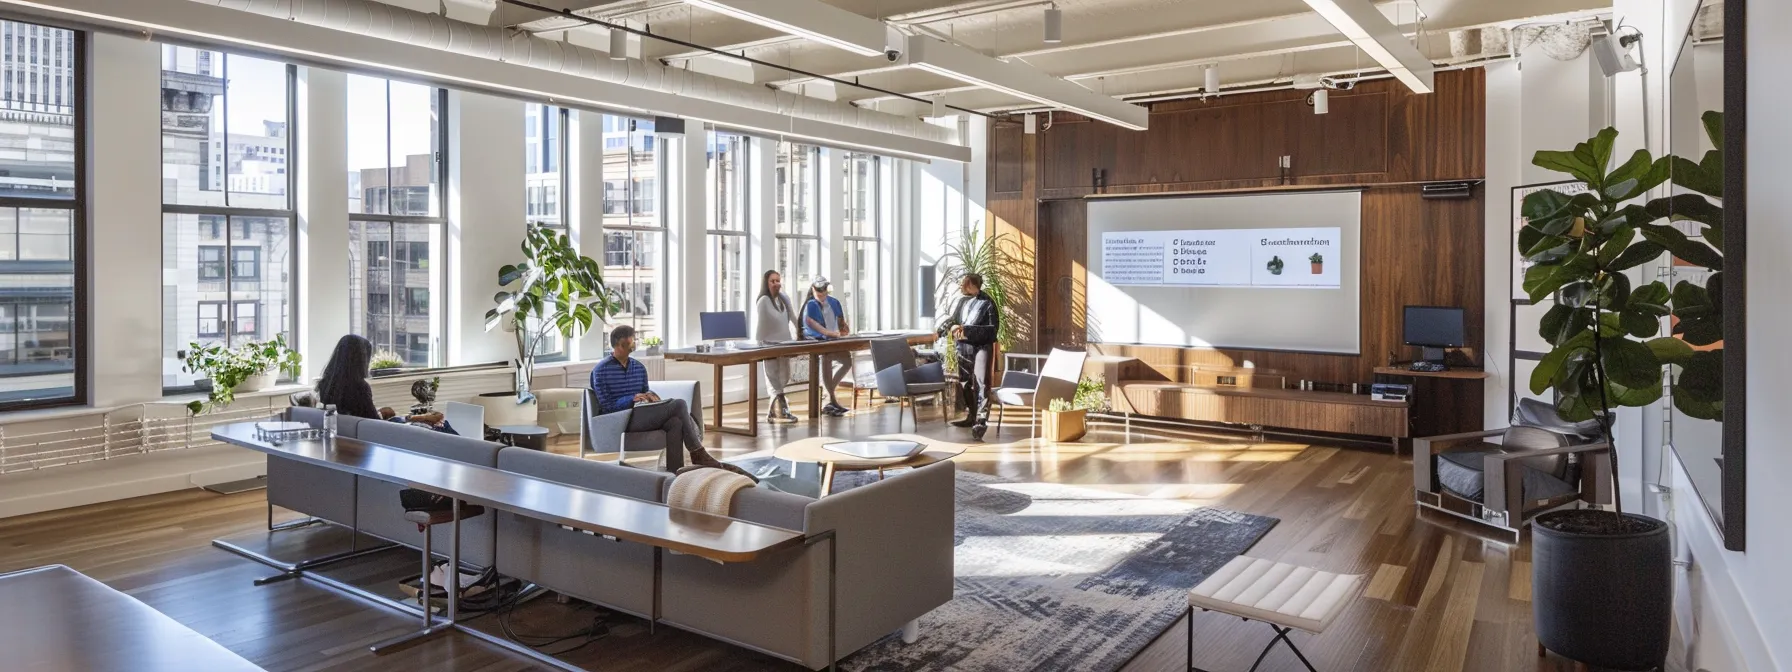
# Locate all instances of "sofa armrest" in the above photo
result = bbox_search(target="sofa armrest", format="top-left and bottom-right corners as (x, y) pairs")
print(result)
(874, 363), (909, 398)
(1484, 442), (1613, 521)
(803, 460), (956, 664)
(584, 408), (632, 455)
(1414, 429), (1508, 494)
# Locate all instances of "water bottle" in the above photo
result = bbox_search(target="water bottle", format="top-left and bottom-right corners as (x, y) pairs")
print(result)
(322, 404), (338, 440)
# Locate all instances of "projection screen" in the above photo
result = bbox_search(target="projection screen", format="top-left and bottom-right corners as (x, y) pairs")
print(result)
(1085, 190), (1362, 353)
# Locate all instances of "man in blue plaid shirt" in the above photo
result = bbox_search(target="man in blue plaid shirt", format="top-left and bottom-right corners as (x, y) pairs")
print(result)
(591, 326), (750, 477)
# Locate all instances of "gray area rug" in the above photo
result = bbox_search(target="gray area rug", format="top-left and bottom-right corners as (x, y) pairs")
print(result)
(735, 458), (1278, 672)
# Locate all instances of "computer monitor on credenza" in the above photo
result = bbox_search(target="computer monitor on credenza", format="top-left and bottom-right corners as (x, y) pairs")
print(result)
(1403, 306), (1464, 366)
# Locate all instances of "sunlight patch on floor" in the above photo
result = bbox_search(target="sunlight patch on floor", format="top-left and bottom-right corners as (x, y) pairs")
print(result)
(954, 533), (1161, 578)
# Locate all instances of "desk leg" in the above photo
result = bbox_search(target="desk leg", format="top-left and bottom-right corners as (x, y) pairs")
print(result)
(370, 501), (459, 654)
(809, 353), (822, 419)
(747, 361), (759, 437)
(712, 364), (725, 432)
(820, 462), (837, 497)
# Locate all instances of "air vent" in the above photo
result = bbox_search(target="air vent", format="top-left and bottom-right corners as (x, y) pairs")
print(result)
(1421, 181), (1476, 200)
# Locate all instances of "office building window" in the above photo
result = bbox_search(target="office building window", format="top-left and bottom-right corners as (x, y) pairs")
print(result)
(0, 20), (80, 408)
(842, 152), (881, 330)
(775, 142), (821, 295)
(602, 115), (662, 347)
(524, 103), (570, 230)
(707, 130), (750, 312)
(348, 75), (445, 367)
(160, 45), (292, 392)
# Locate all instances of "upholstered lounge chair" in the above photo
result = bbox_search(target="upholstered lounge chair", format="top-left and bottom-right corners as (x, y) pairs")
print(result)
(1413, 398), (1612, 541)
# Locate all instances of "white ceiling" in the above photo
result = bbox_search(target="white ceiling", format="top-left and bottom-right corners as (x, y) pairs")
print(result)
(453, 0), (1614, 119)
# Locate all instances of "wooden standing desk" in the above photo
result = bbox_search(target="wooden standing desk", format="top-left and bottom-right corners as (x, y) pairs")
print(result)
(0, 565), (265, 672)
(664, 331), (936, 436)
(1372, 365), (1491, 380)
(209, 423), (826, 671)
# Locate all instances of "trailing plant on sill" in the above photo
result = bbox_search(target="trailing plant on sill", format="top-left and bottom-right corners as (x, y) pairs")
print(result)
(179, 333), (302, 416)
(485, 224), (617, 403)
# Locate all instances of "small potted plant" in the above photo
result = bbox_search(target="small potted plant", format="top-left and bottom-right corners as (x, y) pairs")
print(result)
(1266, 255), (1284, 276)
(1042, 375), (1108, 442)
(1309, 252), (1324, 274)
(370, 350), (406, 376)
(179, 333), (302, 416)
(640, 336), (664, 357)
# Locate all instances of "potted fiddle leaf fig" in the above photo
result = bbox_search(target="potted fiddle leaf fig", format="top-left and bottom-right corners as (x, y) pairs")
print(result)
(484, 224), (618, 410)
(179, 333), (302, 416)
(1517, 120), (1731, 671)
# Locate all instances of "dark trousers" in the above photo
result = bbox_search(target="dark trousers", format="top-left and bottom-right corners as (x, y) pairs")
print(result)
(956, 342), (996, 422)
(624, 398), (705, 471)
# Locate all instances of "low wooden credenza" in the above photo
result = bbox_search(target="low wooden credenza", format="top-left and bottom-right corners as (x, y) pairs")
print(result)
(1111, 380), (1410, 453)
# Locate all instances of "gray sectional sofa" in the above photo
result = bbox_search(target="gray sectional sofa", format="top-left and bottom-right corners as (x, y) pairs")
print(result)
(270, 407), (955, 670)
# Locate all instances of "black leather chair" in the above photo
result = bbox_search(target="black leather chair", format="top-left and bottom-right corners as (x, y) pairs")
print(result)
(1414, 399), (1613, 541)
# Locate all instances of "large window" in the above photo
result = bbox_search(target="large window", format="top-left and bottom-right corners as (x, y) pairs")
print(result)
(842, 152), (881, 330)
(706, 130), (750, 312)
(160, 46), (293, 391)
(348, 75), (445, 367)
(525, 103), (573, 360)
(775, 142), (820, 293)
(0, 20), (79, 407)
(602, 115), (662, 346)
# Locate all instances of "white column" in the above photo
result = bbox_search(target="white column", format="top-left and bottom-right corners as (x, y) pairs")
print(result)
(571, 110), (606, 361)
(446, 91), (525, 366)
(665, 126), (707, 348)
(750, 135), (777, 290)
(820, 147), (845, 295)
(297, 67), (348, 379)
(86, 33), (163, 407)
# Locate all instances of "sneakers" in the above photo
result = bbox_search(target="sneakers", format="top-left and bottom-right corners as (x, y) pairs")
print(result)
(822, 402), (850, 417)
(970, 423), (988, 441)
(950, 415), (977, 428)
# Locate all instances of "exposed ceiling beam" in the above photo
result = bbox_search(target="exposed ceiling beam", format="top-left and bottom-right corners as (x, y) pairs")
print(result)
(901, 33), (1148, 129)
(682, 0), (895, 58)
(1301, 0), (1433, 93)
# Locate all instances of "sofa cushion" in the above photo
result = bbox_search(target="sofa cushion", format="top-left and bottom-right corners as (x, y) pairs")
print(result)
(1189, 556), (1363, 634)
(498, 446), (668, 502)
(1435, 446), (1579, 504)
(358, 420), (500, 466)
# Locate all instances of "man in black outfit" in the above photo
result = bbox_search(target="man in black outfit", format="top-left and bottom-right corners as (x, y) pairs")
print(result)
(939, 273), (999, 440)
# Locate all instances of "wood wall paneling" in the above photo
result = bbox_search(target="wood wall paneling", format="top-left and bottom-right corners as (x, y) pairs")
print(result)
(995, 69), (1488, 434)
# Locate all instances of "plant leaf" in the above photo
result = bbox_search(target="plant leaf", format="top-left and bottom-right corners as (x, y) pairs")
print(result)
(1601, 337), (1661, 390)
(1606, 240), (1666, 271)
(1646, 336), (1695, 365)
(1640, 224), (1723, 270)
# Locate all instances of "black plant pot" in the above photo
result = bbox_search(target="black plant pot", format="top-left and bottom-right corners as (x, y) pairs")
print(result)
(1532, 510), (1671, 671)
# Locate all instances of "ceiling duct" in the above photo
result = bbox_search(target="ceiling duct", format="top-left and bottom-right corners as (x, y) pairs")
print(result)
(11, 0), (962, 161)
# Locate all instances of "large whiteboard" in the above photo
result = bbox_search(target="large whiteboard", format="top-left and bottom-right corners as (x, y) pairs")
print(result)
(1085, 191), (1362, 354)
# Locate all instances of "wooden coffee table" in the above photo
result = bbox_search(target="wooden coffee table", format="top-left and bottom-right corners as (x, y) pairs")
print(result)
(773, 436), (966, 497)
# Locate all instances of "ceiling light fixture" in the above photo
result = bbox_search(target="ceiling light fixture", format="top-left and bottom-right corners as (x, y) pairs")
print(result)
(1043, 4), (1061, 44)
(1300, 0), (1434, 94)
(609, 23), (628, 60)
(1312, 88), (1329, 114)
(684, 0), (891, 58)
(1204, 65), (1220, 95)
(903, 34), (1149, 130)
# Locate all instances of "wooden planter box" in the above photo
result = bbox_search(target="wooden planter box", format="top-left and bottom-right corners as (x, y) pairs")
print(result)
(1042, 409), (1087, 442)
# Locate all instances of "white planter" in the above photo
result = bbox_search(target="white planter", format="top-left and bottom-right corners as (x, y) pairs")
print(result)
(237, 372), (276, 393)
(474, 392), (539, 426)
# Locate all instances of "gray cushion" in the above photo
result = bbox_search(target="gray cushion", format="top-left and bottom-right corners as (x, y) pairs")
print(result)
(1435, 446), (1579, 504)
(1513, 398), (1604, 440)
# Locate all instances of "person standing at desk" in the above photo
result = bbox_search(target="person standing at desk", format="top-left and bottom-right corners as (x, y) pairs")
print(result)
(754, 270), (800, 423)
(801, 276), (853, 417)
(939, 273), (999, 440)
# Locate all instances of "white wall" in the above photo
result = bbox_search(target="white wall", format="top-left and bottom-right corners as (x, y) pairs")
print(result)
(85, 33), (163, 407)
(916, 116), (986, 325)
(297, 68), (349, 376)
(446, 91), (525, 367)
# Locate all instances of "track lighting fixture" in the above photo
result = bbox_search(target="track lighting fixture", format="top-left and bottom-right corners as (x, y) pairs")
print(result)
(1311, 88), (1329, 115)
(1043, 4), (1062, 44)
(1204, 65), (1220, 95)
(609, 23), (628, 60)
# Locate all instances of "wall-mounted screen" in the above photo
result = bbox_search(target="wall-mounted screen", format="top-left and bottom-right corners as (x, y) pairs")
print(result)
(1085, 191), (1362, 353)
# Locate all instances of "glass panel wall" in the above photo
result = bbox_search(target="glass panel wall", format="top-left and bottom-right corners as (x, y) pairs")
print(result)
(347, 75), (445, 367)
(602, 115), (662, 347)
(707, 130), (749, 312)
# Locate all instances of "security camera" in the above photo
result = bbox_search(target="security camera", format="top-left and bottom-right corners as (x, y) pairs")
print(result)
(885, 49), (902, 62)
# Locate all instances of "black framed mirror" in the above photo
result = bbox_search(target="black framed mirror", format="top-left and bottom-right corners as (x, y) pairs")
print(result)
(1665, 0), (1745, 551)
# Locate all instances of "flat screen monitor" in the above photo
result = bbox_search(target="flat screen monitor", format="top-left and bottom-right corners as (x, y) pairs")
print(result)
(1403, 306), (1465, 348)
(699, 311), (749, 341)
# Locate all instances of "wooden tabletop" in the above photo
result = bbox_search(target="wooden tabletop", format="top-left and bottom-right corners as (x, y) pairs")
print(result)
(664, 331), (934, 365)
(211, 424), (803, 563)
(1372, 365), (1490, 380)
(0, 564), (265, 672)
(774, 435), (967, 470)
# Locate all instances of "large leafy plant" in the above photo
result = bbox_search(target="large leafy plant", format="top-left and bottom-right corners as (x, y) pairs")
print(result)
(1520, 117), (1725, 426)
(935, 226), (1021, 369)
(179, 333), (302, 416)
(484, 224), (616, 402)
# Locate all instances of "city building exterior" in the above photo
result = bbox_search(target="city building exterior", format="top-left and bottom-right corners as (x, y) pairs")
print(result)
(0, 20), (77, 401)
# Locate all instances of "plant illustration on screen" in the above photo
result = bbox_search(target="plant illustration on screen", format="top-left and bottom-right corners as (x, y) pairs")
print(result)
(1266, 255), (1284, 275)
(1309, 253), (1324, 274)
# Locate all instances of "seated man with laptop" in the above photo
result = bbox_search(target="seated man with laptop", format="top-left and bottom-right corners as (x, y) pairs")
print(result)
(591, 325), (753, 479)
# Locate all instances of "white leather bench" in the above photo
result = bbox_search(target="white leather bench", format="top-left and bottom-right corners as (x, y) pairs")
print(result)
(1185, 556), (1364, 672)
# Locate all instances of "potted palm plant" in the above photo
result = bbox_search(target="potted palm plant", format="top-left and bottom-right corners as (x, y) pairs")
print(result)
(1518, 118), (1725, 671)
(1042, 375), (1108, 442)
(934, 225), (1020, 372)
(179, 333), (302, 416)
(484, 225), (617, 413)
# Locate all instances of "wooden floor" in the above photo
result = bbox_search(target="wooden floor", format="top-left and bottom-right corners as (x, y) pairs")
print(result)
(0, 397), (1673, 672)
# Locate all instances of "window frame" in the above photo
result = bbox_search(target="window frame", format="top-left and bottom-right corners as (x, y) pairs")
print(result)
(196, 301), (225, 338)
(0, 23), (84, 410)
(706, 129), (750, 312)
(774, 141), (821, 290)
(159, 56), (298, 395)
(600, 115), (665, 350)
(842, 152), (881, 330)
(348, 82), (449, 369)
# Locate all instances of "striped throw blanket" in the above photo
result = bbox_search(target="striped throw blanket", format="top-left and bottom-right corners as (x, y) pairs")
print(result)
(667, 466), (756, 516)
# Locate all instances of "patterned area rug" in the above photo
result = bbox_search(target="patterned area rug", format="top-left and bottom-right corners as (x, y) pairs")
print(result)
(783, 466), (1278, 672)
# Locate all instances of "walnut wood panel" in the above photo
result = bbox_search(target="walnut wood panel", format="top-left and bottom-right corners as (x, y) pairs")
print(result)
(992, 122), (1026, 194)
(1118, 382), (1410, 439)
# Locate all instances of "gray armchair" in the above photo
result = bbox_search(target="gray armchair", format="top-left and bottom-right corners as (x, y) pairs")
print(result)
(992, 348), (1087, 437)
(1414, 398), (1612, 542)
(580, 380), (701, 469)
(869, 336), (948, 429)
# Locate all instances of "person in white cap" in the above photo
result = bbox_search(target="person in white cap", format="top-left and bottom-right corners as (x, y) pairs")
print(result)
(800, 275), (853, 417)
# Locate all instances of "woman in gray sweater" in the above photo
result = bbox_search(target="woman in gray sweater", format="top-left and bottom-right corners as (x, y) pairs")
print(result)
(755, 270), (801, 421)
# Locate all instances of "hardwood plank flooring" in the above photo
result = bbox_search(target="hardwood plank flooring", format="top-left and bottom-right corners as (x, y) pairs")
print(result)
(0, 398), (1678, 671)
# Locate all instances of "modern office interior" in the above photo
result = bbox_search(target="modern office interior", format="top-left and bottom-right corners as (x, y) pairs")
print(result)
(0, 0), (1783, 671)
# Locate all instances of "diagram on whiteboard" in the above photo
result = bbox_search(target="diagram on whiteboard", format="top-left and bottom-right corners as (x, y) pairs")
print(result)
(1100, 227), (1341, 288)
